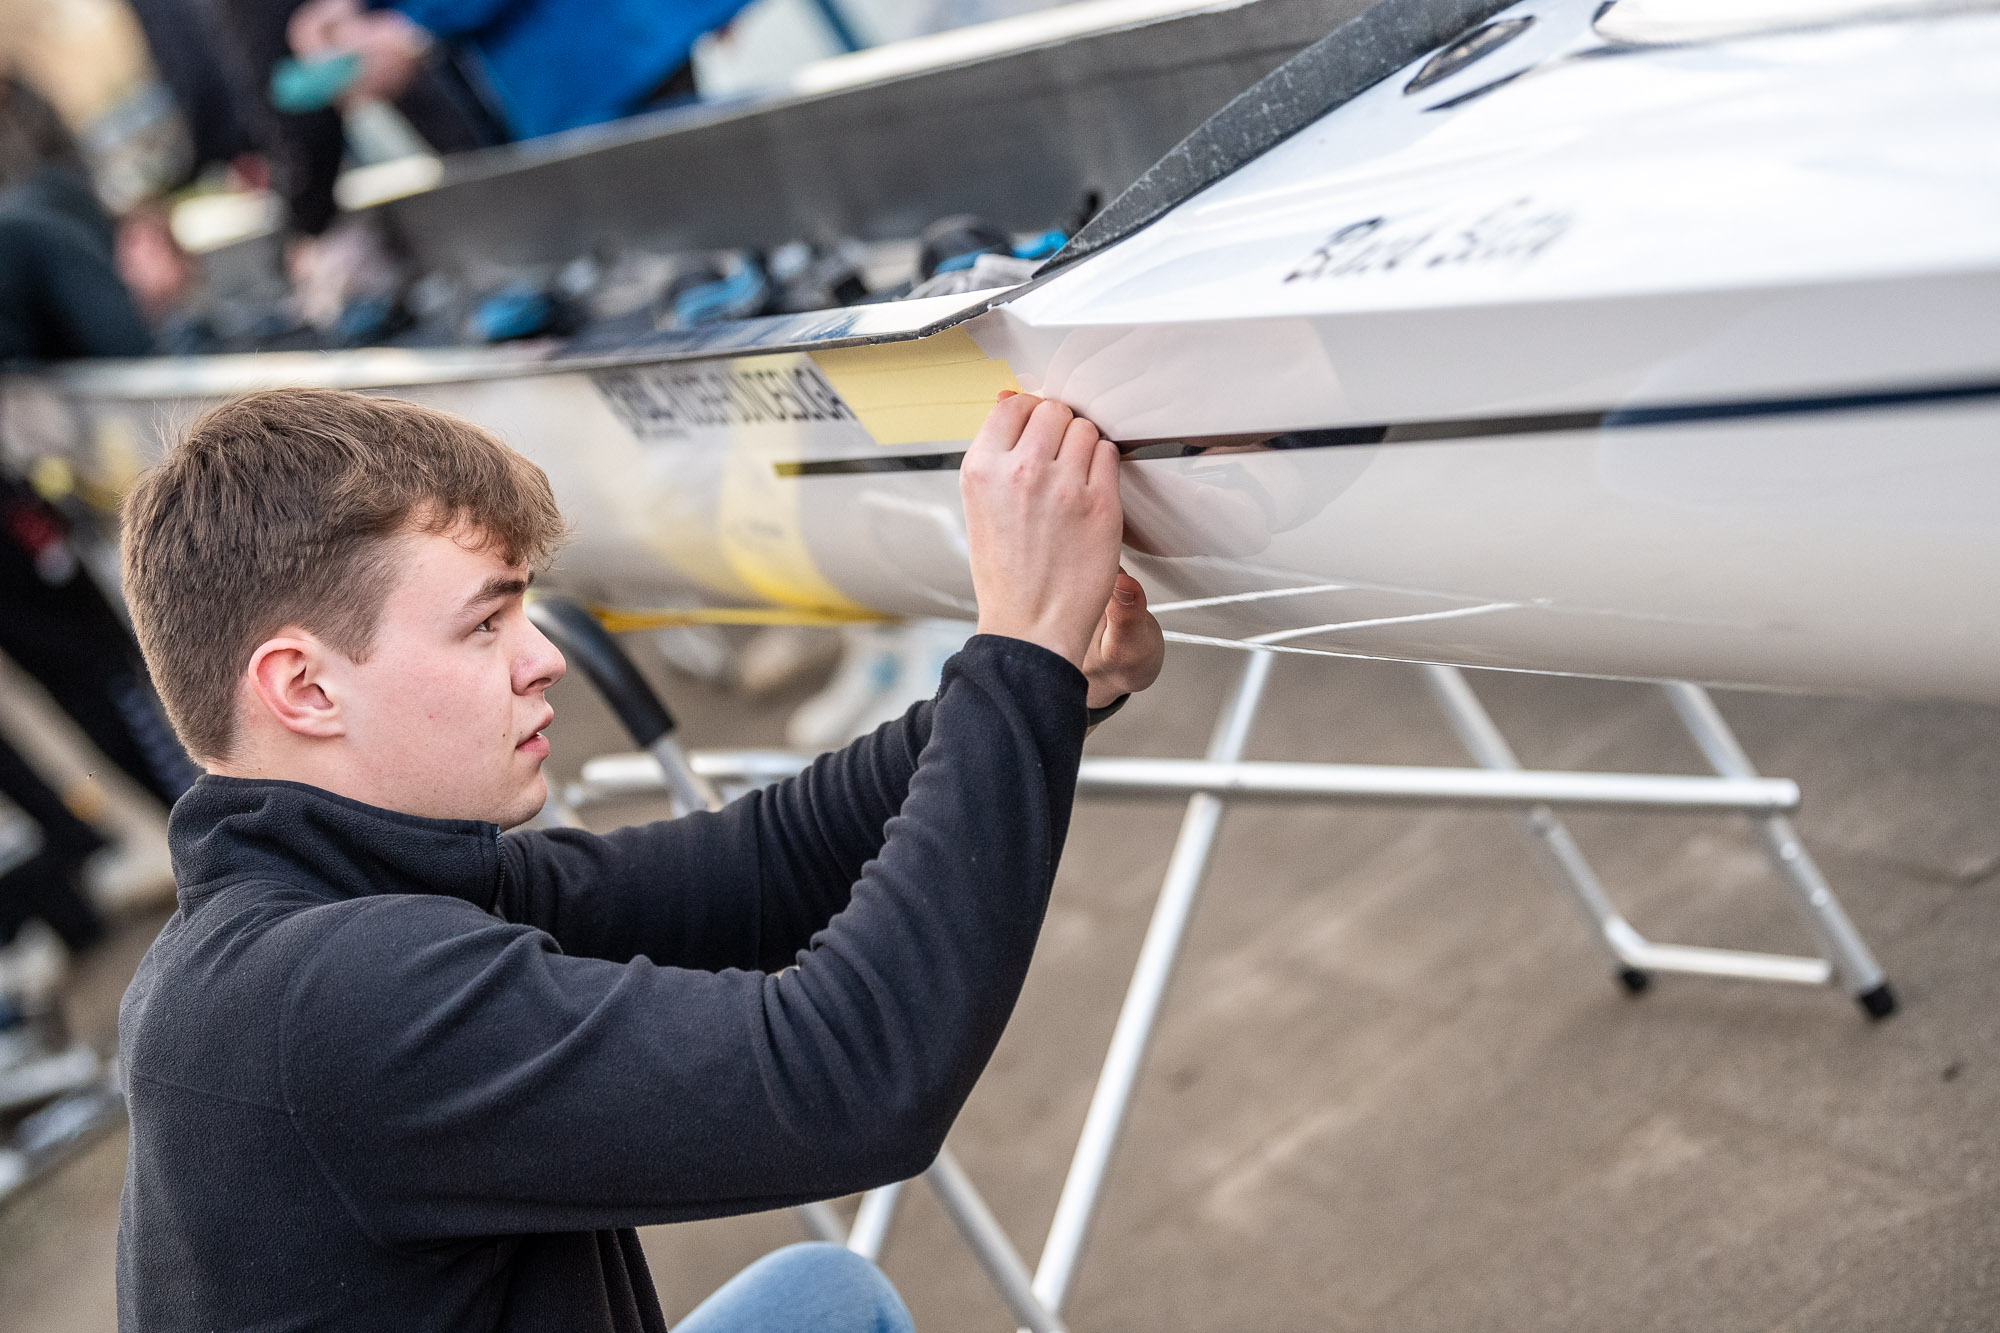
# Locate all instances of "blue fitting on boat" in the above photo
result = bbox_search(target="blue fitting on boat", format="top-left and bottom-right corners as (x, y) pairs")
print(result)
(932, 250), (985, 275)
(1012, 229), (1068, 261)
(670, 258), (771, 327)
(470, 283), (556, 343)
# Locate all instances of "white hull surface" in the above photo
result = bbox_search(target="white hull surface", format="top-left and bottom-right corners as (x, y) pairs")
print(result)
(30, 0), (2000, 702)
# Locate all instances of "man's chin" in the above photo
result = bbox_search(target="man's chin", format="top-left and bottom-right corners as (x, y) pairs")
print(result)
(496, 773), (549, 831)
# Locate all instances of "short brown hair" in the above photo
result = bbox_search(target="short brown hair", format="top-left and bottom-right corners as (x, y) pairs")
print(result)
(121, 389), (566, 762)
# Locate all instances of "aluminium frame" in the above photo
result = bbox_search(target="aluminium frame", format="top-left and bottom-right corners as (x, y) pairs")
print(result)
(558, 636), (1892, 1329)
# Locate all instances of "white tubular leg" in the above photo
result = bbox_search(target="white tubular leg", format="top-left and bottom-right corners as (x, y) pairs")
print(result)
(1031, 650), (1276, 1318)
(1661, 683), (1891, 1008)
(795, 1199), (846, 1244)
(1419, 663), (1642, 970)
(926, 1149), (1066, 1333)
(846, 1181), (905, 1260)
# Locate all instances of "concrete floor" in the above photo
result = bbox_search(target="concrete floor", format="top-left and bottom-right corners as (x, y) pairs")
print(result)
(5, 638), (2000, 1330)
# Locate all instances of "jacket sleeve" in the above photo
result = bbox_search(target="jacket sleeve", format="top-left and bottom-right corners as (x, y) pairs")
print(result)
(384, 0), (532, 40)
(279, 636), (1086, 1242)
(493, 683), (945, 974)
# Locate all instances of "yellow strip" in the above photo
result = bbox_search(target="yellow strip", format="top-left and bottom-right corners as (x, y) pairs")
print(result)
(711, 353), (874, 614)
(593, 605), (889, 632)
(811, 326), (1019, 446)
(821, 360), (1018, 407)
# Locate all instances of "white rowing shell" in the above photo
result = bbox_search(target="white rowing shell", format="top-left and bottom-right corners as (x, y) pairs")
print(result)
(31, 0), (2000, 703)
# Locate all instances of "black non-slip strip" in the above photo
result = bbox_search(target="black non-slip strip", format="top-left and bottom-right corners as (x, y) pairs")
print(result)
(771, 376), (2000, 476)
(1044, 0), (1521, 271)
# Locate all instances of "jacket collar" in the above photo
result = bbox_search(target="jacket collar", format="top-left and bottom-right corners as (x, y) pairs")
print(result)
(168, 775), (503, 912)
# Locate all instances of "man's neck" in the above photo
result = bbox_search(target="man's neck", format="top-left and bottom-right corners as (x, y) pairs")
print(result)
(205, 738), (370, 809)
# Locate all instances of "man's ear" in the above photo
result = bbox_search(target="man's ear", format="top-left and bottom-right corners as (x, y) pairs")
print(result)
(244, 632), (346, 740)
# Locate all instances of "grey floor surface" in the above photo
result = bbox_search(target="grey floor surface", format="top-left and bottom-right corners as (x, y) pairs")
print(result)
(5, 637), (1999, 1330)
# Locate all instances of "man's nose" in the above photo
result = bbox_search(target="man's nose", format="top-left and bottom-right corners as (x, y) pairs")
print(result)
(519, 622), (566, 693)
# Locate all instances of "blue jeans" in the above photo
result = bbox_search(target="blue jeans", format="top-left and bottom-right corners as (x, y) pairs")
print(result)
(672, 1243), (914, 1333)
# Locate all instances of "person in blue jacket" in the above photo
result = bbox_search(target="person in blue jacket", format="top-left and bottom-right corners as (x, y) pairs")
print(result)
(242, 0), (751, 243)
(287, 0), (749, 143)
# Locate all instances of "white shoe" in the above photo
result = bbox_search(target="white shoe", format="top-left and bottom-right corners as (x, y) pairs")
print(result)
(844, 621), (974, 740)
(786, 621), (973, 752)
(787, 625), (904, 753)
(0, 923), (67, 1013)
(84, 833), (177, 914)
(0, 1042), (100, 1115)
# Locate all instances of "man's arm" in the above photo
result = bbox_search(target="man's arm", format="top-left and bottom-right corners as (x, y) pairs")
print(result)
(281, 635), (1086, 1240)
(495, 690), (936, 973)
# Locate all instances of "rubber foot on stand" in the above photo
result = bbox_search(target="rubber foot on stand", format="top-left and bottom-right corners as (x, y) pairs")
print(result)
(1617, 966), (1651, 995)
(1856, 983), (1898, 1020)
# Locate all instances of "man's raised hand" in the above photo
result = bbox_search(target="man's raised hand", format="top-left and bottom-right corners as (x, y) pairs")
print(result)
(961, 393), (1126, 669)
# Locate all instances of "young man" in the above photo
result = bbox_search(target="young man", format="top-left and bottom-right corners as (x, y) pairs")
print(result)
(115, 386), (1163, 1330)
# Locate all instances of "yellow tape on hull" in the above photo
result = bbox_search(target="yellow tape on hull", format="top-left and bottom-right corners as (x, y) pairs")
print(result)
(811, 326), (1019, 446)
(709, 354), (874, 615)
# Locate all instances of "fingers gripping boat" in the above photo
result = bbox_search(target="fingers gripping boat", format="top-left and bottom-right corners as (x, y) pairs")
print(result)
(26, 0), (2000, 702)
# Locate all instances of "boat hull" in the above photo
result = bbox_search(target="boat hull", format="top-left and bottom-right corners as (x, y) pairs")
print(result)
(16, 0), (2000, 703)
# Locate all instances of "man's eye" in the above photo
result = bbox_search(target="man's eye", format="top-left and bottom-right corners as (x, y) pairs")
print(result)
(476, 615), (497, 633)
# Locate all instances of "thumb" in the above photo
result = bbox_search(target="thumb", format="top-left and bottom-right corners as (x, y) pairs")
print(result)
(1108, 569), (1145, 615)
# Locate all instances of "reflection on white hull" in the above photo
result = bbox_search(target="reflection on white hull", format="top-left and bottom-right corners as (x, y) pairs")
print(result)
(25, 0), (2000, 703)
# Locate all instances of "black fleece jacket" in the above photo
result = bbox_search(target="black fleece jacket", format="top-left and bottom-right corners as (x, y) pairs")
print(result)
(116, 636), (1085, 1332)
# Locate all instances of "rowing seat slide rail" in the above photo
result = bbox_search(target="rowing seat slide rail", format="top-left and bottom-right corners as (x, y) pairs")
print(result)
(532, 596), (1894, 1330)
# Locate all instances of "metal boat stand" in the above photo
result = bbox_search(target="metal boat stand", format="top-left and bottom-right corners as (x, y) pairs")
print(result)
(544, 607), (1893, 1329)
(1019, 653), (1895, 1326)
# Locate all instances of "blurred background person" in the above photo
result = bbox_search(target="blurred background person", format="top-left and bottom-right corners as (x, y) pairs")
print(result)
(227, 0), (504, 241)
(0, 73), (153, 359)
(0, 68), (194, 811)
(267, 0), (756, 303)
(0, 464), (197, 809)
(0, 59), (191, 974)
(281, 0), (747, 142)
(120, 0), (257, 181)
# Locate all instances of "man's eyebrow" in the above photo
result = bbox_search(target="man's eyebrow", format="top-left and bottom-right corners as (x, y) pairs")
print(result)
(462, 574), (532, 613)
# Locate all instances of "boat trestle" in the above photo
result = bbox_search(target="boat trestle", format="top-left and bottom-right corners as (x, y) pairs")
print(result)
(549, 612), (1892, 1326)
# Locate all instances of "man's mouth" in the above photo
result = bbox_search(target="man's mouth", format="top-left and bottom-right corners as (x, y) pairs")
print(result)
(517, 710), (555, 753)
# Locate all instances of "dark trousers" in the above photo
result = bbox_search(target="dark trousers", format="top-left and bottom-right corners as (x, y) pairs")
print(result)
(214, 0), (510, 235)
(0, 480), (197, 810)
(0, 732), (105, 952)
(0, 488), (192, 948)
